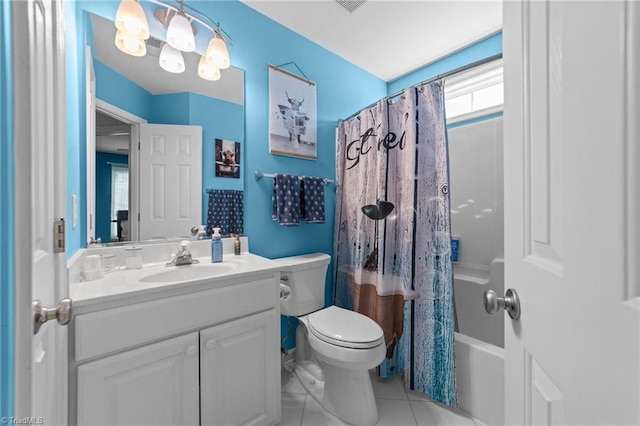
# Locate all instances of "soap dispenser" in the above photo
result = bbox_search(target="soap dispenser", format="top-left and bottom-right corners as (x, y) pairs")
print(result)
(211, 228), (223, 263)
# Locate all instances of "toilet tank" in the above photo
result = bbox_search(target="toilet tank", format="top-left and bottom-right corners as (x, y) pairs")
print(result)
(273, 253), (330, 317)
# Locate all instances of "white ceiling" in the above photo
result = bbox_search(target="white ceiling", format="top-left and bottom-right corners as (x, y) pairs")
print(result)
(241, 0), (503, 82)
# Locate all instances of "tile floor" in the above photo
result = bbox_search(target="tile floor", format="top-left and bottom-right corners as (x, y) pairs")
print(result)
(279, 368), (483, 426)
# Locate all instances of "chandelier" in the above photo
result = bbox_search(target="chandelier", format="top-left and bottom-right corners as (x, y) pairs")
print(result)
(114, 0), (231, 81)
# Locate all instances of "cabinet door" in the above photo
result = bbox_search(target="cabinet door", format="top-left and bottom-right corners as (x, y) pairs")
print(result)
(77, 333), (199, 425)
(200, 310), (280, 426)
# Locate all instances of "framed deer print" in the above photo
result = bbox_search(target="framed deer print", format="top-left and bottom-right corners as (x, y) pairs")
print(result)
(268, 64), (317, 160)
(215, 138), (240, 178)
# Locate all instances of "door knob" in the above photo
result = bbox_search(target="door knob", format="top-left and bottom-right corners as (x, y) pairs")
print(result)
(33, 298), (73, 334)
(483, 288), (521, 320)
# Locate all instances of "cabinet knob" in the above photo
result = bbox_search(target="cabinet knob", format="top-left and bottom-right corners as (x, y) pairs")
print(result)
(185, 345), (197, 357)
(205, 340), (215, 350)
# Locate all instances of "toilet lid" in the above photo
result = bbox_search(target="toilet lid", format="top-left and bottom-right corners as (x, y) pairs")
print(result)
(307, 306), (384, 349)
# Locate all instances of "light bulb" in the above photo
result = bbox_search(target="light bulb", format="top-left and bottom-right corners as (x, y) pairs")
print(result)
(115, 30), (146, 57)
(159, 43), (185, 73)
(166, 13), (195, 52)
(115, 0), (149, 39)
(205, 35), (230, 70)
(198, 56), (220, 81)
(123, 36), (140, 52)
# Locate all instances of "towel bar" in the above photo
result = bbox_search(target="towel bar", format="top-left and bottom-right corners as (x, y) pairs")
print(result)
(254, 170), (334, 185)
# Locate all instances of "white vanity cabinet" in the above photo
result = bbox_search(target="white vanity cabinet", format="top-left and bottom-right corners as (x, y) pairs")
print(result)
(70, 271), (281, 426)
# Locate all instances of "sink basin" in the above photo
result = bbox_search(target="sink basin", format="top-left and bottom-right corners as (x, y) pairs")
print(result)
(140, 262), (239, 283)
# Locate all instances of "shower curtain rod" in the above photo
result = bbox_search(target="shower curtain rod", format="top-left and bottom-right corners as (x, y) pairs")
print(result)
(339, 53), (503, 123)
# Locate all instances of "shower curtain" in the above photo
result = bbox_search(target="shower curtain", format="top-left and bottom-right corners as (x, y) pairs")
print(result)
(333, 81), (456, 405)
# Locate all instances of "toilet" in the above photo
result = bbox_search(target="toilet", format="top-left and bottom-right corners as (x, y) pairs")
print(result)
(275, 253), (386, 426)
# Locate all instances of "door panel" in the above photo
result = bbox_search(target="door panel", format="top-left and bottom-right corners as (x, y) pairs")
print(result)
(527, 354), (563, 425)
(200, 311), (279, 426)
(503, 1), (640, 425)
(77, 333), (199, 426)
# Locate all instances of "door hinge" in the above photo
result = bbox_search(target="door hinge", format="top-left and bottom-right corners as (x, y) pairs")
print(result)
(54, 218), (65, 253)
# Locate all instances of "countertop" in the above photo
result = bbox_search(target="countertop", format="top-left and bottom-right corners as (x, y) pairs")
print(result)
(70, 252), (282, 314)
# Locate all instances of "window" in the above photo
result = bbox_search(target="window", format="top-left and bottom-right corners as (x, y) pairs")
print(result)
(445, 59), (503, 123)
(110, 164), (129, 241)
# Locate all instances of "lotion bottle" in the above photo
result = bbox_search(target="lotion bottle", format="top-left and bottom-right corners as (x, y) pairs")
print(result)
(234, 234), (241, 255)
(211, 228), (223, 263)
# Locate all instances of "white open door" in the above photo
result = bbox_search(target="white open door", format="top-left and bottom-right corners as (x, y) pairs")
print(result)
(139, 124), (202, 240)
(13, 0), (69, 423)
(503, 1), (640, 425)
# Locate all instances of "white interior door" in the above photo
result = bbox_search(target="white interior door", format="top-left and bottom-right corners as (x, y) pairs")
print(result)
(503, 1), (640, 425)
(13, 0), (68, 422)
(139, 124), (202, 240)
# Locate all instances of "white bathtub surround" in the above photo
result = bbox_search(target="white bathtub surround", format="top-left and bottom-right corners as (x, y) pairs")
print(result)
(448, 117), (504, 272)
(454, 333), (504, 426)
(448, 116), (505, 424)
(453, 259), (504, 348)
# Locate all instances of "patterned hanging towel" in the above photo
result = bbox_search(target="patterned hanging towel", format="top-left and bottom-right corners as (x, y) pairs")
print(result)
(206, 189), (244, 236)
(271, 173), (301, 226)
(300, 176), (325, 224)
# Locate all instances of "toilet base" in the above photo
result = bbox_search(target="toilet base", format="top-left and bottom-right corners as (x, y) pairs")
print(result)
(294, 362), (379, 426)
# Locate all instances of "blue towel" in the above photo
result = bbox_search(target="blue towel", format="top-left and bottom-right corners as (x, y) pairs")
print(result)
(207, 189), (244, 236)
(300, 176), (325, 224)
(271, 173), (301, 226)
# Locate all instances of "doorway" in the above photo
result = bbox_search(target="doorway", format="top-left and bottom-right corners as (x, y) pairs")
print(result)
(95, 111), (131, 242)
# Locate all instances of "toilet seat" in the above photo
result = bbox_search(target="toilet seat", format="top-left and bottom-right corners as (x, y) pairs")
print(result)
(305, 306), (384, 349)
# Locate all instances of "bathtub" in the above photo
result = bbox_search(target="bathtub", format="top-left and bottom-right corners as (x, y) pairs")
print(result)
(455, 333), (504, 426)
(453, 259), (505, 426)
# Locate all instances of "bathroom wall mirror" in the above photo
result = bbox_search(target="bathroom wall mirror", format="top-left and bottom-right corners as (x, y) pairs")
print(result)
(86, 11), (245, 246)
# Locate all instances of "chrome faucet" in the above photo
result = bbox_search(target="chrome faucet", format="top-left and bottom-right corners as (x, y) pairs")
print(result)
(166, 241), (200, 267)
(88, 236), (102, 246)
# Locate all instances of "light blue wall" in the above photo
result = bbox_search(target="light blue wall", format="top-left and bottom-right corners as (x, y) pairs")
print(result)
(0, 0), (14, 418)
(387, 32), (503, 95)
(66, 0), (85, 257)
(148, 93), (190, 124)
(187, 92), (245, 222)
(94, 60), (154, 120)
